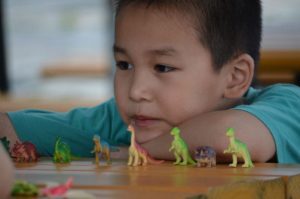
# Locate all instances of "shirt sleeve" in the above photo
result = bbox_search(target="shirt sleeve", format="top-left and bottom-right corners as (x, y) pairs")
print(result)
(7, 98), (130, 157)
(233, 84), (300, 163)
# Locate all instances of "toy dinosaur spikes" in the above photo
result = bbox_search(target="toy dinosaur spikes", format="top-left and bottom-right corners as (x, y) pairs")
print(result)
(53, 137), (72, 163)
(127, 125), (164, 166)
(169, 127), (196, 166)
(11, 141), (38, 163)
(194, 146), (216, 168)
(224, 128), (254, 168)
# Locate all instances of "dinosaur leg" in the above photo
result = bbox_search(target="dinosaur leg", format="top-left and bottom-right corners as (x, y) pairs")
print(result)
(128, 152), (133, 166)
(212, 158), (216, 167)
(180, 152), (188, 165)
(133, 152), (140, 166)
(242, 152), (253, 168)
(173, 152), (181, 165)
(105, 149), (111, 165)
(229, 154), (237, 167)
(141, 154), (148, 166)
(95, 153), (99, 165)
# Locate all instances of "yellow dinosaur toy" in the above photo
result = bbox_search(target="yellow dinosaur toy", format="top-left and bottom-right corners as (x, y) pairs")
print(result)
(127, 125), (163, 166)
(91, 135), (111, 165)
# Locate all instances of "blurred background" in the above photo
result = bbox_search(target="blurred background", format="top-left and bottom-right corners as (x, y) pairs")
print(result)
(0, 0), (299, 112)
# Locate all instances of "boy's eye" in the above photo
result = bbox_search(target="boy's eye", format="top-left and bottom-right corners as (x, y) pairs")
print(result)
(116, 61), (133, 70)
(154, 64), (175, 73)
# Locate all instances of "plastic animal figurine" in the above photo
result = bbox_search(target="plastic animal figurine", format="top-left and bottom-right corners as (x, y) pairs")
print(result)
(41, 177), (73, 197)
(223, 128), (254, 168)
(91, 135), (111, 165)
(169, 127), (196, 166)
(53, 137), (72, 163)
(11, 141), (38, 163)
(194, 146), (216, 167)
(11, 180), (39, 197)
(127, 125), (163, 166)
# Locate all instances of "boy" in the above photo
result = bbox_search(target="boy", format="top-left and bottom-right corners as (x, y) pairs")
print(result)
(1, 0), (300, 163)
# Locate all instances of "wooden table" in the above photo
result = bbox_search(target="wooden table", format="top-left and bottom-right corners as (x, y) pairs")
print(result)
(14, 159), (300, 198)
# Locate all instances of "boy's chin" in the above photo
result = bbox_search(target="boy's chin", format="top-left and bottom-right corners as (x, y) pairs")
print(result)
(134, 127), (165, 144)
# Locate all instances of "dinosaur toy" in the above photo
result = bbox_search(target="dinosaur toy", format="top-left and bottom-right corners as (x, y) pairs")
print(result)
(91, 135), (111, 165)
(11, 141), (38, 163)
(41, 177), (73, 197)
(53, 137), (73, 163)
(169, 127), (196, 166)
(11, 180), (39, 197)
(127, 125), (163, 166)
(223, 128), (254, 168)
(194, 146), (216, 167)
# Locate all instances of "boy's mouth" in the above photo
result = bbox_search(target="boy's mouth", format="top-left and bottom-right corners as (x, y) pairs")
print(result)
(131, 115), (158, 128)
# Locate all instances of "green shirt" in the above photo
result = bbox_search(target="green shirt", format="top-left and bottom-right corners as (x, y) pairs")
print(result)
(234, 83), (300, 163)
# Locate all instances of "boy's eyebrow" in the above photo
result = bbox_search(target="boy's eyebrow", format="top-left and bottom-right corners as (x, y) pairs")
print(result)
(113, 45), (126, 54)
(148, 47), (177, 56)
(113, 45), (177, 56)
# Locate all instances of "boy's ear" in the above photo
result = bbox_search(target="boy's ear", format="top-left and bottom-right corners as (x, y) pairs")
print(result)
(223, 53), (254, 98)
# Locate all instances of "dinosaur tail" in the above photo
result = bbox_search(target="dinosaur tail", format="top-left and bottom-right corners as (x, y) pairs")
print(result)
(71, 155), (81, 160)
(110, 146), (120, 152)
(65, 177), (74, 188)
(147, 156), (164, 164)
(54, 137), (60, 152)
(188, 156), (197, 165)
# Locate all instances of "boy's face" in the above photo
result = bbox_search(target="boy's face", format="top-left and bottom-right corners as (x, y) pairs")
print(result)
(114, 5), (228, 143)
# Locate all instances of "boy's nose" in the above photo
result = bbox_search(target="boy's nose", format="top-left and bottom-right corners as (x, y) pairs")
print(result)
(129, 71), (152, 102)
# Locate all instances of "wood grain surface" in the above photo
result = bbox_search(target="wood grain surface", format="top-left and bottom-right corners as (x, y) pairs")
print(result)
(14, 158), (300, 198)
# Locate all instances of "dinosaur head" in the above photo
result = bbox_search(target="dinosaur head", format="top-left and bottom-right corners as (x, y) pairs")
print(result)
(170, 127), (180, 136)
(226, 128), (235, 137)
(127, 125), (134, 133)
(93, 135), (100, 143)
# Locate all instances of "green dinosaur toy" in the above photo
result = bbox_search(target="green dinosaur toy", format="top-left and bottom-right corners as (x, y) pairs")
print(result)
(169, 127), (196, 166)
(11, 180), (39, 197)
(223, 128), (254, 168)
(53, 137), (72, 163)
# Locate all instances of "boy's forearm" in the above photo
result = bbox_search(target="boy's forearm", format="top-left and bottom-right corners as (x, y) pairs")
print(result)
(0, 145), (14, 198)
(142, 112), (229, 161)
(142, 110), (275, 163)
(0, 112), (20, 147)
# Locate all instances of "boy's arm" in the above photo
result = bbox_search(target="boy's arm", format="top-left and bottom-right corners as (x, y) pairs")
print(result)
(0, 145), (14, 198)
(142, 109), (275, 163)
(2, 99), (130, 157)
(0, 112), (20, 146)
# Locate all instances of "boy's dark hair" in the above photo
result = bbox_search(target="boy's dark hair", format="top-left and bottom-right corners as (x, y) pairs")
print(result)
(113, 0), (262, 71)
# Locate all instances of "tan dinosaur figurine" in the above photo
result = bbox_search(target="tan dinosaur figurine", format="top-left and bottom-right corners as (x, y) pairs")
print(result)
(127, 125), (163, 166)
